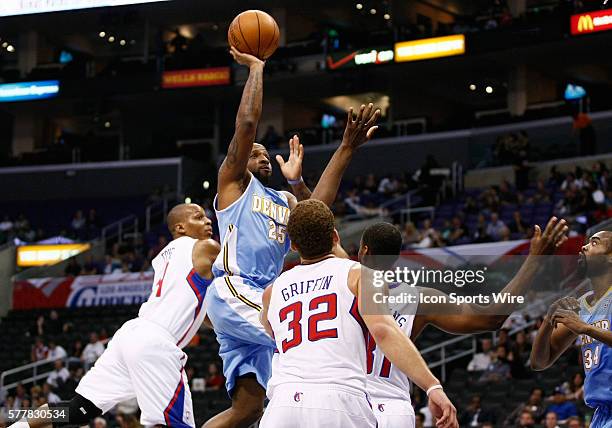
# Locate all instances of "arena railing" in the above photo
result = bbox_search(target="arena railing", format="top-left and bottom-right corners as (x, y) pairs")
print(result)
(0, 339), (110, 393)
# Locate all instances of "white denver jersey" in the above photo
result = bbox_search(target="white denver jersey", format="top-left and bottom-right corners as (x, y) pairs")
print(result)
(138, 236), (212, 349)
(367, 283), (418, 402)
(266, 257), (368, 398)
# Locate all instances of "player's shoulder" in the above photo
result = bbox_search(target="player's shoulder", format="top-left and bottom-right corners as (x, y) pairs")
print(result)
(194, 238), (221, 257)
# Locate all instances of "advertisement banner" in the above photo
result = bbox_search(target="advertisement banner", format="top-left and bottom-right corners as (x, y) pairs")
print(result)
(394, 35), (465, 63)
(0, 81), (60, 103)
(17, 243), (91, 267)
(326, 47), (394, 70)
(13, 272), (154, 310)
(162, 67), (231, 88)
(571, 9), (612, 35)
(0, 0), (170, 17)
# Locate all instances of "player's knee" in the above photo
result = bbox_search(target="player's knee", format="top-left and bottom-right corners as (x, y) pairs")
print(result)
(49, 394), (102, 427)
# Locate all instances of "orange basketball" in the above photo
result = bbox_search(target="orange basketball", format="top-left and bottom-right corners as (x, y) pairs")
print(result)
(228, 10), (280, 61)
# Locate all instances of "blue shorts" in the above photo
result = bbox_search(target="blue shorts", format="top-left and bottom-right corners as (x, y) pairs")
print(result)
(204, 276), (275, 396)
(591, 406), (612, 428)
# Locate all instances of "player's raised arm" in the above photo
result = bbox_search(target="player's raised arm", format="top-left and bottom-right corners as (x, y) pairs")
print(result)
(530, 297), (580, 370)
(217, 47), (265, 210)
(412, 217), (569, 336)
(310, 103), (380, 207)
(348, 265), (458, 428)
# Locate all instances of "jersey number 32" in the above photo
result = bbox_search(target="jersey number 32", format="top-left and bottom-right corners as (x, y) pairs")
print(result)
(279, 293), (338, 352)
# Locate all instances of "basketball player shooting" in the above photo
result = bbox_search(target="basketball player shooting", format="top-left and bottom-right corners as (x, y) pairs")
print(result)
(259, 200), (458, 428)
(531, 230), (612, 428)
(8, 204), (219, 428)
(354, 218), (568, 428)
(203, 47), (380, 428)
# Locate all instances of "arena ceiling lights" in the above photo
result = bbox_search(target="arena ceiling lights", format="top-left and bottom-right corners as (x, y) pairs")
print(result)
(394, 34), (465, 63)
(0, 0), (170, 17)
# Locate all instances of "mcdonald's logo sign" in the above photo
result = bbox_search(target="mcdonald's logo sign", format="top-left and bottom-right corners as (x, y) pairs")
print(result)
(571, 9), (612, 35)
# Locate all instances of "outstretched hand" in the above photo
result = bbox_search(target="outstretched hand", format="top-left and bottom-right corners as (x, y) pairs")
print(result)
(341, 103), (381, 150)
(529, 217), (569, 256)
(428, 389), (459, 428)
(276, 135), (304, 182)
(229, 46), (264, 68)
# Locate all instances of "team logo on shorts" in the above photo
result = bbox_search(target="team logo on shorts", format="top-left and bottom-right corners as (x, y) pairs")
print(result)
(378, 404), (385, 412)
(294, 392), (303, 402)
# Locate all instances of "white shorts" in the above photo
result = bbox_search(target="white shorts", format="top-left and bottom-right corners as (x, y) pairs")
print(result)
(371, 398), (415, 428)
(260, 383), (376, 428)
(76, 318), (194, 428)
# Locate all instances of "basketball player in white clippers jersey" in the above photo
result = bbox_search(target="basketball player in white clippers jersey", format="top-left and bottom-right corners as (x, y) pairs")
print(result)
(9, 204), (219, 428)
(354, 219), (568, 428)
(203, 47), (381, 428)
(259, 200), (459, 428)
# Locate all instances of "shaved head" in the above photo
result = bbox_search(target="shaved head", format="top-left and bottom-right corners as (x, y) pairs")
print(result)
(167, 203), (212, 240)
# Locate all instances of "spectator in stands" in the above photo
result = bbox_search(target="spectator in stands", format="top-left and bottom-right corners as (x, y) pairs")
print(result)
(566, 416), (584, 428)
(31, 337), (48, 362)
(572, 109), (596, 156)
(471, 214), (490, 243)
(20, 398), (31, 410)
(415, 218), (442, 248)
(464, 196), (479, 215)
(508, 211), (529, 238)
(41, 383), (60, 405)
(479, 187), (500, 215)
(48, 310), (67, 334)
(446, 216), (466, 245)
(499, 180), (518, 205)
(30, 316), (45, 337)
(46, 360), (70, 388)
(71, 210), (86, 233)
(545, 411), (561, 428)
(561, 173), (578, 191)
(508, 330), (529, 378)
(81, 254), (99, 275)
(402, 222), (420, 247)
(81, 332), (105, 368)
(12, 385), (27, 410)
(559, 372), (584, 402)
(101, 254), (122, 274)
(93, 417), (107, 428)
(467, 338), (493, 372)
(2, 396), (15, 413)
(497, 328), (510, 349)
(545, 387), (579, 422)
(47, 341), (67, 360)
(205, 362), (225, 391)
(505, 387), (545, 426)
(64, 257), (82, 277)
(478, 345), (511, 383)
(486, 212), (506, 241)
(518, 410), (536, 428)
(67, 340), (83, 366)
(459, 395), (494, 426)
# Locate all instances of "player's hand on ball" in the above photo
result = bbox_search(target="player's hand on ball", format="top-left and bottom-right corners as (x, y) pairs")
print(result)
(428, 389), (458, 428)
(276, 135), (303, 181)
(552, 308), (588, 334)
(547, 296), (580, 326)
(528, 216), (568, 256)
(341, 103), (381, 150)
(229, 46), (264, 68)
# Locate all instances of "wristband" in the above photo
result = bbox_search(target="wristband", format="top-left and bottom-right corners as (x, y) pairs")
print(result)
(426, 384), (443, 396)
(287, 177), (303, 186)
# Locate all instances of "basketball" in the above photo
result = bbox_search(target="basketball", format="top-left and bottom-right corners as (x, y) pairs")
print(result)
(228, 10), (280, 60)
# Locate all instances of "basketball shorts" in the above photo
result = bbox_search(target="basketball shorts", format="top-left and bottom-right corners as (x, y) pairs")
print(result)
(591, 405), (612, 428)
(260, 383), (377, 428)
(371, 397), (416, 428)
(204, 275), (276, 395)
(76, 318), (194, 428)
